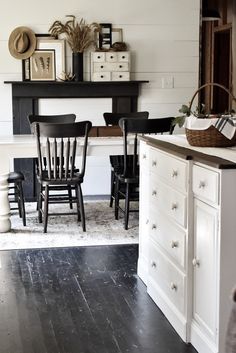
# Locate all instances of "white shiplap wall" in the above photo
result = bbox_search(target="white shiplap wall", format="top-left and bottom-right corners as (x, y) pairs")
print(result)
(0, 0), (200, 195)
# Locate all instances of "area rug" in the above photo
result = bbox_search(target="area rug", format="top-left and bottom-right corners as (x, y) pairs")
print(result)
(0, 201), (139, 250)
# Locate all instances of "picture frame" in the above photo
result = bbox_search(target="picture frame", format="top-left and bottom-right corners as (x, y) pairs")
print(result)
(30, 49), (56, 81)
(36, 38), (65, 80)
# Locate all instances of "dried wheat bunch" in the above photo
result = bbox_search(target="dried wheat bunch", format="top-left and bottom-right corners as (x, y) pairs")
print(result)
(49, 15), (100, 53)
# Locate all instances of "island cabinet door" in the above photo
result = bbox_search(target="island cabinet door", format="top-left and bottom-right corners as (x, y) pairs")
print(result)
(191, 198), (219, 350)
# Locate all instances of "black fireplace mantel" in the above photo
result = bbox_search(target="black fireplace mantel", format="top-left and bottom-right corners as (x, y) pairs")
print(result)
(5, 80), (148, 134)
(5, 80), (148, 199)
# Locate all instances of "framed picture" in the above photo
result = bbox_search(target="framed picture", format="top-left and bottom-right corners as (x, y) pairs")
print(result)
(36, 38), (65, 80)
(30, 49), (56, 81)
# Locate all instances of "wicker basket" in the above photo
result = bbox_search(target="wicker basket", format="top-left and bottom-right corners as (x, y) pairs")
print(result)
(185, 83), (236, 147)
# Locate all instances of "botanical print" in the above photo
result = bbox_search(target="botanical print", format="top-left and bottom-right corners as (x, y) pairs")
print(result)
(30, 49), (55, 80)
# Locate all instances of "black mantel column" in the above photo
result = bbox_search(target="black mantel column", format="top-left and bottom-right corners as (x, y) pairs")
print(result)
(5, 80), (148, 200)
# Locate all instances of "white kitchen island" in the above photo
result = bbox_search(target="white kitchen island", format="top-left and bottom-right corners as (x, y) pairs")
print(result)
(138, 134), (236, 353)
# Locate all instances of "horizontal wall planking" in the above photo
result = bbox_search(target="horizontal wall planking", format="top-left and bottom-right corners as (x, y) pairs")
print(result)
(139, 87), (197, 104)
(123, 24), (199, 42)
(133, 73), (199, 88)
(132, 55), (199, 73)
(39, 98), (112, 125)
(0, 121), (12, 135)
(0, 1), (200, 37)
(138, 101), (189, 116)
(0, 41), (22, 74)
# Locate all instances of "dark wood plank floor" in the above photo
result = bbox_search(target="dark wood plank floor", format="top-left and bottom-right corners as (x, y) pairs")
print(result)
(0, 245), (196, 353)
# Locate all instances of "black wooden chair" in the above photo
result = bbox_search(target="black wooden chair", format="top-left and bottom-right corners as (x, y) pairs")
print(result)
(8, 171), (26, 226)
(115, 117), (174, 230)
(103, 112), (149, 207)
(35, 121), (92, 233)
(28, 114), (77, 210)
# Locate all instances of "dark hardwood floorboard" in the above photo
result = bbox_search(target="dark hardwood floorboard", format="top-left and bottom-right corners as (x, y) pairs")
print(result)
(0, 245), (196, 353)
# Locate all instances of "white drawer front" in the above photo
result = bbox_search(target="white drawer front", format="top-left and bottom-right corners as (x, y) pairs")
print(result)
(105, 52), (118, 62)
(117, 52), (130, 62)
(150, 178), (187, 228)
(91, 52), (105, 62)
(91, 72), (111, 81)
(111, 72), (130, 81)
(139, 141), (150, 170)
(93, 62), (129, 72)
(192, 165), (219, 205)
(149, 241), (186, 315)
(149, 210), (186, 268)
(150, 148), (188, 192)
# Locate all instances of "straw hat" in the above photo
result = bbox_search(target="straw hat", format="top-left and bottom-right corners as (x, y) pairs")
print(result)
(8, 26), (36, 59)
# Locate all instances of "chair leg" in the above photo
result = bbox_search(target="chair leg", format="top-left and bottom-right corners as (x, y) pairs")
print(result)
(78, 184), (86, 232)
(124, 183), (130, 230)
(114, 176), (120, 220)
(18, 181), (26, 226)
(43, 185), (49, 233)
(75, 186), (81, 222)
(16, 185), (22, 218)
(68, 185), (73, 209)
(110, 170), (115, 208)
(38, 184), (43, 223)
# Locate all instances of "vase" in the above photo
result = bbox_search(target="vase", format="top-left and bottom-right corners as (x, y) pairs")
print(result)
(72, 52), (84, 81)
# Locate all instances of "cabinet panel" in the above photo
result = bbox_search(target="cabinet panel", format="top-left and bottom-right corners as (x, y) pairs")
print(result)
(150, 177), (187, 227)
(149, 209), (186, 268)
(192, 199), (218, 340)
(193, 165), (219, 205)
(150, 148), (188, 192)
(149, 240), (186, 315)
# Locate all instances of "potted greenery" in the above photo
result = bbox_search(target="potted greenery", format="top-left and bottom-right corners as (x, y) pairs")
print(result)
(49, 15), (100, 81)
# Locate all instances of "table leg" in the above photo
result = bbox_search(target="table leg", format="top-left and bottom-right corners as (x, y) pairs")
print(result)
(0, 174), (11, 232)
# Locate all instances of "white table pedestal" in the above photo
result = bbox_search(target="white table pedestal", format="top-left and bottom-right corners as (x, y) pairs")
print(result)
(0, 174), (10, 232)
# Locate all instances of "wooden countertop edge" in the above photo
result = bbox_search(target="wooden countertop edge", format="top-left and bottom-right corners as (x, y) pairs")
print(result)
(139, 136), (236, 169)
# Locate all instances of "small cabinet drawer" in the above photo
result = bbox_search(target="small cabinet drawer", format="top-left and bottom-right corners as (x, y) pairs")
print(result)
(111, 71), (130, 81)
(192, 164), (219, 205)
(105, 52), (118, 62)
(149, 241), (186, 315)
(150, 178), (187, 228)
(94, 62), (129, 72)
(150, 148), (188, 192)
(149, 210), (186, 268)
(91, 72), (111, 81)
(91, 52), (105, 62)
(117, 52), (130, 62)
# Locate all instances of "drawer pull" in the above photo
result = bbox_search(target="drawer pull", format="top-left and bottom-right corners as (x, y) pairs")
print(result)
(199, 181), (206, 189)
(192, 258), (200, 267)
(170, 282), (177, 290)
(171, 240), (179, 248)
(119, 75), (122, 78)
(97, 56), (101, 59)
(119, 65), (122, 68)
(172, 170), (178, 178)
(142, 154), (147, 159)
(110, 56), (113, 59)
(151, 224), (157, 230)
(152, 160), (157, 167)
(100, 75), (104, 78)
(122, 55), (125, 59)
(100, 65), (104, 68)
(152, 190), (157, 196)
(171, 203), (178, 210)
(151, 261), (157, 268)
(146, 219), (149, 225)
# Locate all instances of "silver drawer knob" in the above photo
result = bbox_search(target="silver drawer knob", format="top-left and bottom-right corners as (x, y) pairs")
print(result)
(152, 160), (157, 166)
(199, 181), (206, 189)
(192, 258), (200, 267)
(151, 261), (157, 268)
(171, 240), (179, 248)
(152, 190), (157, 196)
(152, 224), (157, 230)
(170, 282), (177, 290)
(142, 154), (147, 159)
(172, 170), (178, 178)
(171, 203), (178, 210)
(146, 219), (149, 225)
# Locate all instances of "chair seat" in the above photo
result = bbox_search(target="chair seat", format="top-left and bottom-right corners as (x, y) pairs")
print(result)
(8, 171), (25, 183)
(38, 172), (83, 185)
